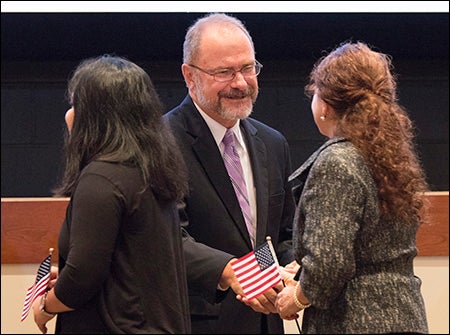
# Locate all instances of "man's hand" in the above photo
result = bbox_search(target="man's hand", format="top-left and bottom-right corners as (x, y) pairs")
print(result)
(220, 259), (280, 314)
(236, 283), (283, 314)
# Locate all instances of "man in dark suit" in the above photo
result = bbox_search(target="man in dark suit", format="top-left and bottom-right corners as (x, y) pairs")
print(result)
(164, 13), (296, 334)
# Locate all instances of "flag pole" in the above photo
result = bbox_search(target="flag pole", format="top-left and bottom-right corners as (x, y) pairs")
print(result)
(265, 236), (279, 267)
(265, 236), (302, 334)
(48, 247), (54, 284)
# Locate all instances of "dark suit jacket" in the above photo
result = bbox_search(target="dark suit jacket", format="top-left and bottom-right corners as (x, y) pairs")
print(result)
(164, 95), (295, 334)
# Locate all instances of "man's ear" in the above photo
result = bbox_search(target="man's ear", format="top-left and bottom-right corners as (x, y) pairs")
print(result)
(181, 64), (194, 88)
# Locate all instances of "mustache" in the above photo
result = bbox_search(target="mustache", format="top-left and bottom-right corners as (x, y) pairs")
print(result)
(219, 88), (254, 99)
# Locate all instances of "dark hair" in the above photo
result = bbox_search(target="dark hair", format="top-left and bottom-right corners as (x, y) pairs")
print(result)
(53, 54), (188, 201)
(305, 42), (429, 224)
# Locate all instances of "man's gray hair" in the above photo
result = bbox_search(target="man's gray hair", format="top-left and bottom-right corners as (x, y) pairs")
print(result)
(183, 13), (255, 64)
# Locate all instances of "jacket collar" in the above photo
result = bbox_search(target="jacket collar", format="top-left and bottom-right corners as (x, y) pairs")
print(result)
(289, 137), (347, 183)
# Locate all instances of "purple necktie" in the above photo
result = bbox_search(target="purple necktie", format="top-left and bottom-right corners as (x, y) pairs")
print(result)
(222, 129), (255, 247)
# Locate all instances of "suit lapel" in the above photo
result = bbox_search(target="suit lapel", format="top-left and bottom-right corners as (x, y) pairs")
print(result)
(241, 120), (269, 247)
(184, 105), (253, 248)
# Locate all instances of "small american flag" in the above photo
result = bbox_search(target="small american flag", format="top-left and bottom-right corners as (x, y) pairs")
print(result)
(231, 239), (282, 300)
(21, 254), (52, 322)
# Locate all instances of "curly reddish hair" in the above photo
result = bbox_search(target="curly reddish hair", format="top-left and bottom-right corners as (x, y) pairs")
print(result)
(305, 41), (429, 224)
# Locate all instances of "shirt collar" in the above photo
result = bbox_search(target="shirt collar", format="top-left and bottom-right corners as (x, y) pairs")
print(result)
(194, 101), (244, 148)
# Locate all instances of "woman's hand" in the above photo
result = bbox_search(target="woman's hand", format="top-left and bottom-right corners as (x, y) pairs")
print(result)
(47, 266), (58, 289)
(32, 293), (56, 334)
(275, 283), (300, 320)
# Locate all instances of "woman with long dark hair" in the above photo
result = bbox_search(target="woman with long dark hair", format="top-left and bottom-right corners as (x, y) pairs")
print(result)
(32, 54), (190, 333)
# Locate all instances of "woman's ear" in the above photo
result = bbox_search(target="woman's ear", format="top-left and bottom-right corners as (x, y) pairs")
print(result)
(322, 101), (337, 120)
(65, 107), (75, 133)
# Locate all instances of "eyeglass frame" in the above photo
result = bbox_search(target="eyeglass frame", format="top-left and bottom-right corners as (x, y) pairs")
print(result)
(187, 60), (263, 82)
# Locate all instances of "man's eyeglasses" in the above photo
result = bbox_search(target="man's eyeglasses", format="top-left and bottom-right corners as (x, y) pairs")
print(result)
(188, 60), (263, 82)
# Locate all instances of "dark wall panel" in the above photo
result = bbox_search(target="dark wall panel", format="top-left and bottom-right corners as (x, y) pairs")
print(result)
(2, 13), (448, 196)
(2, 71), (448, 196)
(1, 145), (62, 196)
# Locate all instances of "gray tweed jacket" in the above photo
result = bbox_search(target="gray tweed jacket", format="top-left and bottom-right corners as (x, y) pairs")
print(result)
(290, 138), (428, 334)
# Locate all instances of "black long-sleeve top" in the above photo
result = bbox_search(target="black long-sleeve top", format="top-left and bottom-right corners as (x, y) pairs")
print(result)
(55, 161), (190, 333)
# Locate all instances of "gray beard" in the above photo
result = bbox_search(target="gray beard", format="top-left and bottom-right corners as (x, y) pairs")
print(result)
(195, 90), (255, 121)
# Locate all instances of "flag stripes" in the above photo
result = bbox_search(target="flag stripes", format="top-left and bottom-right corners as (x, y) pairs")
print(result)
(231, 241), (282, 300)
(21, 254), (52, 322)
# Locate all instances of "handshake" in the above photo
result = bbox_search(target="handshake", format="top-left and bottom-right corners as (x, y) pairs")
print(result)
(220, 259), (308, 320)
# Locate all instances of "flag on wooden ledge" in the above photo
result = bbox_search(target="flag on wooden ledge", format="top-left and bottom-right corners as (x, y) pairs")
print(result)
(21, 250), (53, 321)
(231, 238), (282, 299)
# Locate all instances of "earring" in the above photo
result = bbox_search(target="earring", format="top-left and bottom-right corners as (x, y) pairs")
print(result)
(320, 115), (326, 121)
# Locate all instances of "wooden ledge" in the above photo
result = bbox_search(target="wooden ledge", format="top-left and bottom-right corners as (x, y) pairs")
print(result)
(417, 192), (449, 256)
(1, 192), (449, 263)
(2, 198), (69, 264)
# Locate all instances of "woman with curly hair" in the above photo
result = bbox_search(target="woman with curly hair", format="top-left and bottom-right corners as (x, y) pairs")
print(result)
(275, 41), (429, 334)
